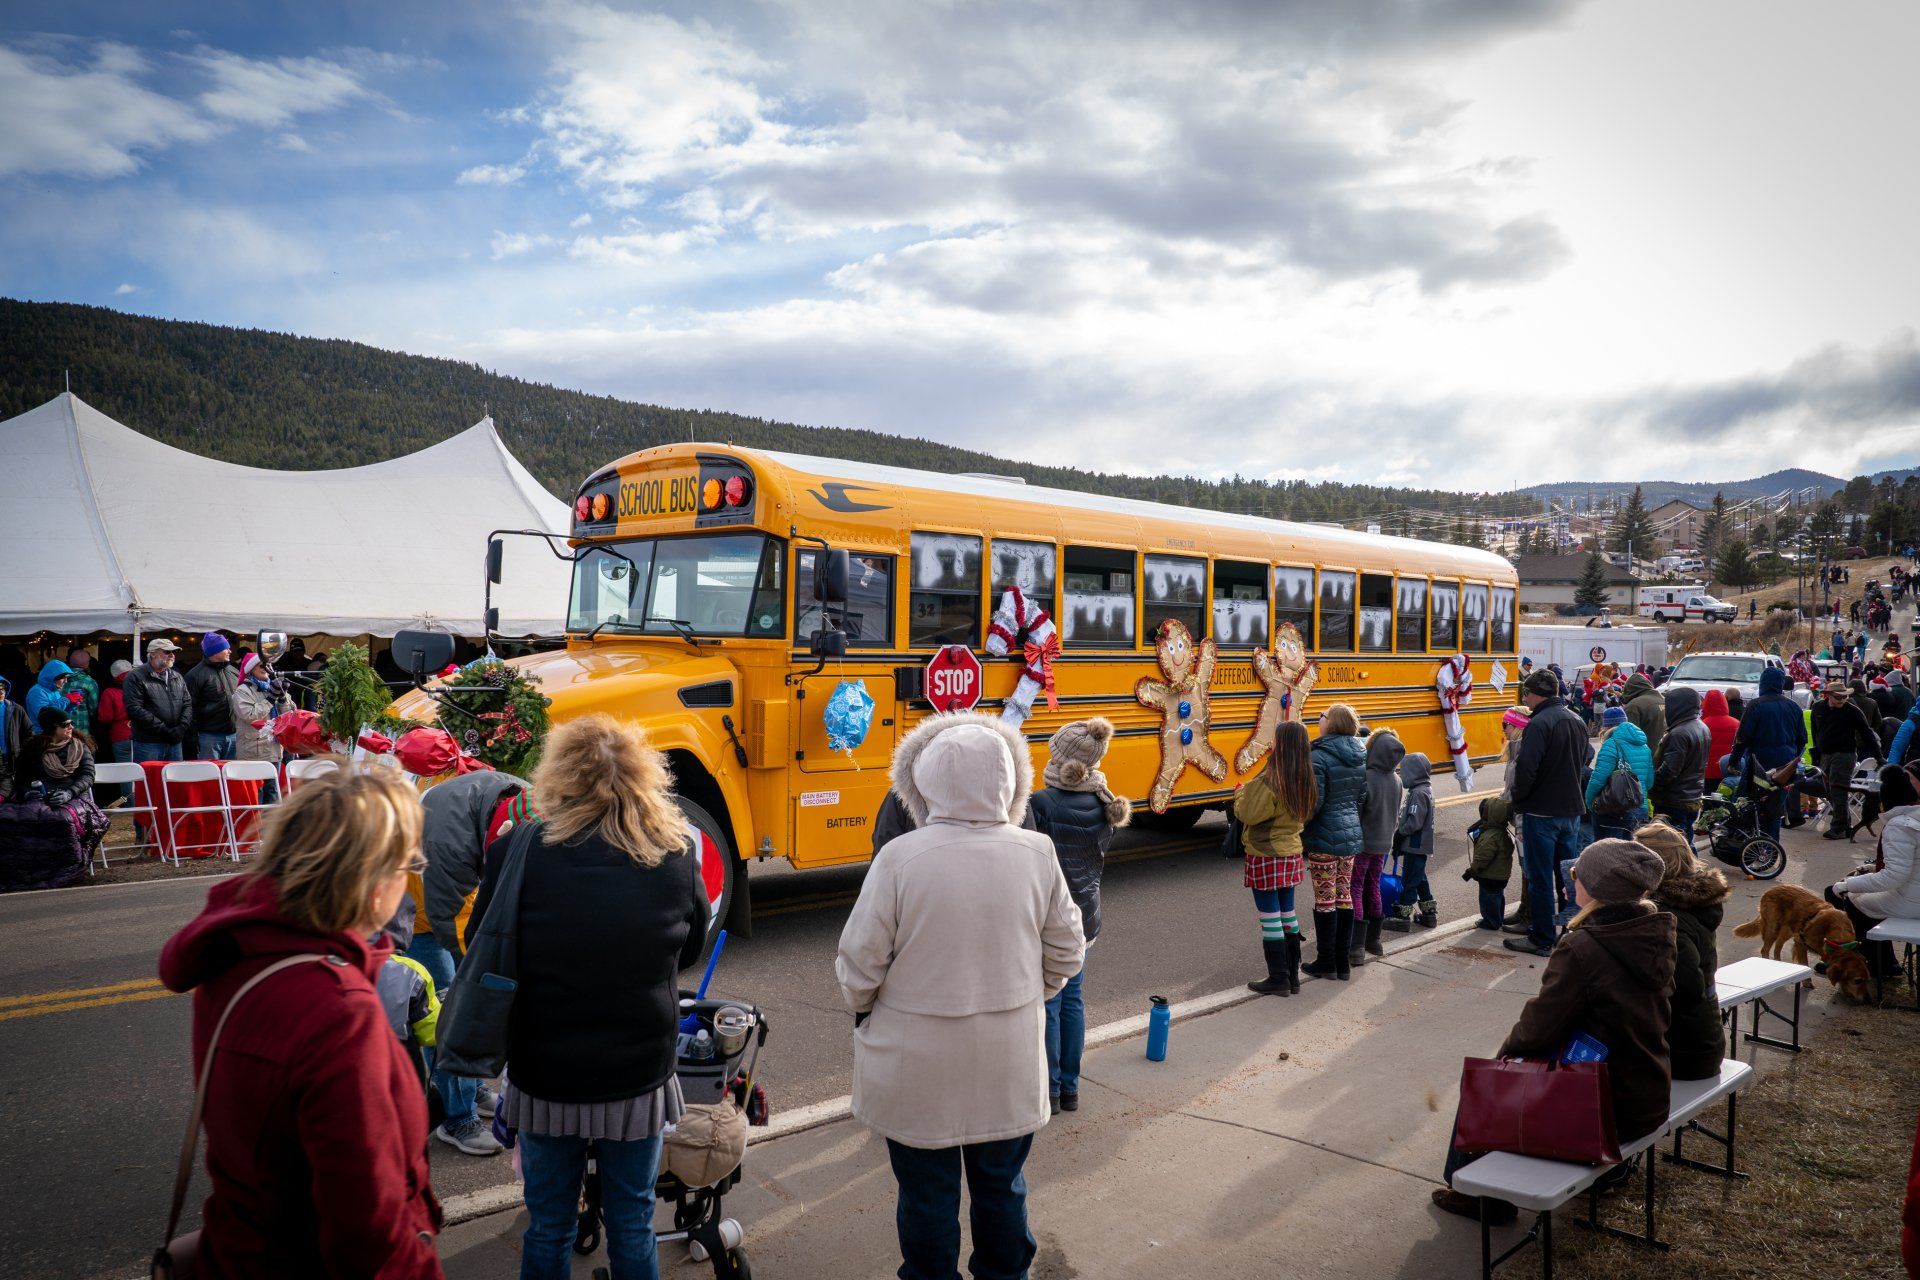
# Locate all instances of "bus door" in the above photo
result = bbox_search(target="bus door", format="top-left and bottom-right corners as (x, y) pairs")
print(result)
(791, 549), (900, 859)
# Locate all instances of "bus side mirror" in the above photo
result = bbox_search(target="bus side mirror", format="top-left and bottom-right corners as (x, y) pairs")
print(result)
(393, 629), (456, 686)
(814, 549), (850, 604)
(487, 538), (505, 585)
(257, 631), (288, 663)
(485, 606), (500, 636)
(810, 628), (848, 658)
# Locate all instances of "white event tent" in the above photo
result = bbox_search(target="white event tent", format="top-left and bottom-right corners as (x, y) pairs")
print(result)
(1, 393), (573, 640)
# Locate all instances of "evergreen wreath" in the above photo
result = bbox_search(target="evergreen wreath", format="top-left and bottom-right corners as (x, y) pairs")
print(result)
(431, 660), (551, 777)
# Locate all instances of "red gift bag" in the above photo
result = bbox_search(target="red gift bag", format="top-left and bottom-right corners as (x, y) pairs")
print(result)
(1453, 1057), (1622, 1165)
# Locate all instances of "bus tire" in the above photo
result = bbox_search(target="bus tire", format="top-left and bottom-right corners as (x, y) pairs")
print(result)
(678, 795), (739, 964)
(1134, 806), (1205, 833)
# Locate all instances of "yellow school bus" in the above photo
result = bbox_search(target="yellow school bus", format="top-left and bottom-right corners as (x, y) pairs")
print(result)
(438, 445), (1518, 926)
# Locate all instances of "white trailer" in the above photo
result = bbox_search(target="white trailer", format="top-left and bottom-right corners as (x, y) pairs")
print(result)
(1519, 622), (1670, 675)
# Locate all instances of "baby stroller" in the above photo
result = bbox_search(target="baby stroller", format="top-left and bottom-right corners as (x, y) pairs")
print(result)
(1700, 767), (1794, 880)
(575, 992), (769, 1280)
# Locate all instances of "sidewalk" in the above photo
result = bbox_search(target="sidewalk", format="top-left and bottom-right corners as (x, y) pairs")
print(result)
(439, 828), (1872, 1280)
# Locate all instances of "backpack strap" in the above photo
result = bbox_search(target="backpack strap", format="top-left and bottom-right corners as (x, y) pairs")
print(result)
(159, 954), (334, 1253)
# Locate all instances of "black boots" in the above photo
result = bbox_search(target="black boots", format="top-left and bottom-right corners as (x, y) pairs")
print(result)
(1416, 901), (1439, 929)
(1287, 932), (1302, 994)
(1382, 905), (1413, 933)
(1347, 922), (1368, 969)
(1300, 911), (1341, 980)
(1364, 917), (1384, 957)
(1248, 938), (1291, 995)
(1334, 908), (1354, 980)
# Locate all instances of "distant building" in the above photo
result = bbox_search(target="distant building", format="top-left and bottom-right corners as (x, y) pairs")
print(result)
(1513, 553), (1641, 613)
(1647, 499), (1706, 553)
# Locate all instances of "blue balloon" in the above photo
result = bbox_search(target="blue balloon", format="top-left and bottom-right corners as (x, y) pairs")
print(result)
(824, 679), (876, 754)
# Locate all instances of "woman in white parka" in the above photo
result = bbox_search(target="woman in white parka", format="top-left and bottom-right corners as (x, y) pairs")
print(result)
(836, 711), (1085, 1280)
(1827, 764), (1920, 979)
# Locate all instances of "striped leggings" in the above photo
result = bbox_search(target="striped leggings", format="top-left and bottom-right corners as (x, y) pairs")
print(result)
(1307, 853), (1355, 911)
(1250, 887), (1299, 942)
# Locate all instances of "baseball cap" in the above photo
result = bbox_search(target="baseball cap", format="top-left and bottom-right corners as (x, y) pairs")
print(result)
(147, 638), (180, 655)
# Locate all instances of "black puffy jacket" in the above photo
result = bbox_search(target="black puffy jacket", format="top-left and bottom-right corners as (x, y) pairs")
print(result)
(123, 663), (193, 745)
(1510, 696), (1593, 819)
(1652, 688), (1711, 809)
(185, 660), (240, 735)
(1028, 787), (1121, 942)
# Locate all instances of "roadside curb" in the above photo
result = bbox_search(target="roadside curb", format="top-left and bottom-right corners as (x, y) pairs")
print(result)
(438, 909), (1483, 1229)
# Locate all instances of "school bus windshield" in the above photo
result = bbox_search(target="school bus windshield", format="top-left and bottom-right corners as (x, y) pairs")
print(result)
(567, 532), (785, 638)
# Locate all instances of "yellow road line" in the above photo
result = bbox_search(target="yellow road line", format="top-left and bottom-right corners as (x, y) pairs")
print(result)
(0, 987), (179, 1023)
(1436, 791), (1484, 808)
(0, 976), (163, 1010)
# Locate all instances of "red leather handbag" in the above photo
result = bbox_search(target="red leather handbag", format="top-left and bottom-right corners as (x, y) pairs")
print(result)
(1453, 1057), (1623, 1165)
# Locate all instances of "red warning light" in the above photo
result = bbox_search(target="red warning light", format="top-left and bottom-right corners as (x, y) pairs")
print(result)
(724, 475), (749, 506)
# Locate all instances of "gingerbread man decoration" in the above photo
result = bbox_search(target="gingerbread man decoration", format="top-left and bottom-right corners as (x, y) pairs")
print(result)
(1134, 618), (1227, 812)
(1234, 621), (1320, 774)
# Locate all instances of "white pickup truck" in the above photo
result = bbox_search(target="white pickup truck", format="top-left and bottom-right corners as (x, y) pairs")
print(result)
(1663, 651), (1810, 708)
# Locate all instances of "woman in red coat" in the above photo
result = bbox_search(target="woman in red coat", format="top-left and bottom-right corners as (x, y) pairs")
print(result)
(1701, 688), (1740, 785)
(159, 765), (443, 1278)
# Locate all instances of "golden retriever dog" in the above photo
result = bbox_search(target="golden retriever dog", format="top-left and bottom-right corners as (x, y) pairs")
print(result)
(1732, 884), (1874, 1002)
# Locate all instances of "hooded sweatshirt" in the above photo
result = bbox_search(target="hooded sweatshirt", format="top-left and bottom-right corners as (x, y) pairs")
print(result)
(25, 659), (73, 729)
(1652, 686), (1711, 809)
(1497, 902), (1678, 1142)
(1360, 731), (1406, 854)
(1700, 689), (1739, 782)
(1653, 860), (1731, 1081)
(157, 875), (443, 1279)
(1394, 752), (1434, 855)
(1621, 672), (1667, 755)
(1735, 667), (1808, 773)
(1302, 732), (1369, 856)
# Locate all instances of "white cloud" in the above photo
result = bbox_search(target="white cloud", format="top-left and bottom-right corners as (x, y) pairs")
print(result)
(188, 47), (367, 127)
(112, 282), (139, 295)
(0, 42), (214, 177)
(490, 230), (559, 259)
(0, 37), (393, 179)
(458, 162), (527, 186)
(570, 212), (593, 227)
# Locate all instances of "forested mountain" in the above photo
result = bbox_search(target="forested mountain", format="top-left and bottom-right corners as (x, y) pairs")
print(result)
(1523, 469), (1843, 509)
(0, 298), (1529, 530)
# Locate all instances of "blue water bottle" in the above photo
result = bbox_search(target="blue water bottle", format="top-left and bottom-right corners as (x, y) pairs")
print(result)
(1145, 996), (1171, 1062)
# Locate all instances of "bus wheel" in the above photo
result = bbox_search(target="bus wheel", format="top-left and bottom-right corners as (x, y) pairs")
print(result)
(678, 796), (737, 964)
(1134, 806), (1205, 833)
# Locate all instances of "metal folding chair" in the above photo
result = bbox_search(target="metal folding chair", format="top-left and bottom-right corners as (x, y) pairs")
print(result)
(284, 757), (340, 792)
(159, 761), (236, 864)
(90, 762), (157, 871)
(222, 761), (281, 859)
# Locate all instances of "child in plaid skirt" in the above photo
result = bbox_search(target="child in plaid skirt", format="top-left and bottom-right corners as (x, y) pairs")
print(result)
(1234, 720), (1316, 995)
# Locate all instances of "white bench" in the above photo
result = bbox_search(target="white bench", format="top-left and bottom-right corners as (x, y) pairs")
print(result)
(1867, 918), (1920, 1010)
(1451, 1058), (1753, 1279)
(1716, 955), (1815, 1054)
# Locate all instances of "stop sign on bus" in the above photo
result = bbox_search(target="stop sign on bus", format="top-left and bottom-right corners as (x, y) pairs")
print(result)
(925, 645), (983, 712)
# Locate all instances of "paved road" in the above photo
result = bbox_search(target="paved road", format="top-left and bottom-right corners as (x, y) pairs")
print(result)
(1, 777), (1498, 1280)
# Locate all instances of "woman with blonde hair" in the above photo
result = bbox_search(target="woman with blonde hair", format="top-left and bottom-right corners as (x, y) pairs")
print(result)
(470, 714), (709, 1280)
(1299, 702), (1370, 981)
(158, 764), (444, 1278)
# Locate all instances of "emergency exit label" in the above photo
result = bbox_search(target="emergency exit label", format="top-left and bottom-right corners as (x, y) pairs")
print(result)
(925, 645), (983, 713)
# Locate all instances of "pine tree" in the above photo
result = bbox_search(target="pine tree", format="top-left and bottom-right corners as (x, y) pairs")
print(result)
(1609, 486), (1654, 559)
(1574, 551), (1612, 609)
(1699, 490), (1728, 563)
(1717, 539), (1758, 592)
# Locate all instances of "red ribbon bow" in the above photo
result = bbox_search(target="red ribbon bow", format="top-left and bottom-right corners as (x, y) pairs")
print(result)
(394, 726), (492, 777)
(271, 710), (333, 757)
(357, 730), (395, 755)
(1023, 632), (1063, 711)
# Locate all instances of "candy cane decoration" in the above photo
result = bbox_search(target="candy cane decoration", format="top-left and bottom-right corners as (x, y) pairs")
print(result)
(1436, 653), (1474, 792)
(986, 585), (1061, 727)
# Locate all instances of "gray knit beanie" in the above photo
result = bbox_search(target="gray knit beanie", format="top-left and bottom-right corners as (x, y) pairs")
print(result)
(1572, 838), (1666, 906)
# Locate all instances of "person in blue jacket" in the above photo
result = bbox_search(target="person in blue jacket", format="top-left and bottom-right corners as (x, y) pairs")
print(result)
(1730, 667), (1809, 844)
(25, 659), (75, 729)
(1586, 706), (1654, 842)
(1890, 697), (1920, 767)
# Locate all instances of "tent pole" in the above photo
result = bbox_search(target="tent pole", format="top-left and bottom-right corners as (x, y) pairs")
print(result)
(131, 612), (142, 665)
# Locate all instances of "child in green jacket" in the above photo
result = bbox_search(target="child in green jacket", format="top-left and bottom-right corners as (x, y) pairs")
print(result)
(1464, 793), (1515, 930)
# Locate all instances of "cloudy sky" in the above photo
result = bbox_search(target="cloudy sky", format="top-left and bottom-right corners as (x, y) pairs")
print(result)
(4, 0), (1918, 491)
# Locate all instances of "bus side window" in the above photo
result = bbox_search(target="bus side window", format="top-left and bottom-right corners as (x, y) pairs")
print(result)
(1212, 560), (1268, 648)
(1358, 574), (1392, 652)
(1062, 547), (1135, 647)
(1462, 583), (1489, 652)
(1318, 570), (1356, 652)
(1431, 581), (1460, 650)
(798, 549), (895, 647)
(1144, 554), (1206, 640)
(1274, 566), (1314, 640)
(990, 539), (1057, 612)
(909, 533), (983, 647)
(1491, 586), (1516, 652)
(1395, 577), (1428, 652)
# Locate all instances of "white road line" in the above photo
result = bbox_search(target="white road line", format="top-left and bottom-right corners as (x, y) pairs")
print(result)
(436, 911), (1483, 1228)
